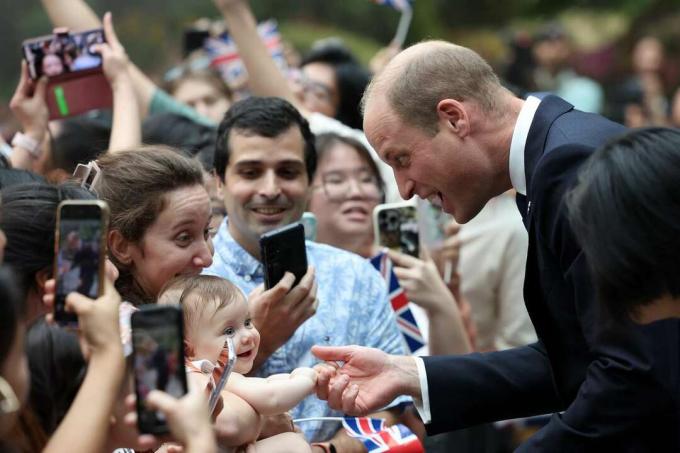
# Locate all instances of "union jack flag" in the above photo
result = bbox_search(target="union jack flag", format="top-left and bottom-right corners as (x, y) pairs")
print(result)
(342, 418), (424, 453)
(370, 252), (426, 353)
(372, 0), (413, 12)
(204, 20), (288, 93)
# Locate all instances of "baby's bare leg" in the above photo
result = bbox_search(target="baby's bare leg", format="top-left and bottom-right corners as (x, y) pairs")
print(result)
(253, 432), (312, 453)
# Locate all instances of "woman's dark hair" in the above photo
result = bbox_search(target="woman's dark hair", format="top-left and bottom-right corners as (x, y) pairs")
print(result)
(26, 320), (86, 435)
(215, 96), (316, 182)
(0, 266), (23, 372)
(0, 182), (94, 299)
(301, 40), (371, 130)
(50, 114), (112, 173)
(96, 146), (205, 305)
(567, 127), (680, 320)
(314, 132), (385, 202)
(142, 113), (218, 172)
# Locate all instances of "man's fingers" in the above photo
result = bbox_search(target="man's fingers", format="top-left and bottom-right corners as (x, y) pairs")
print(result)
(272, 272), (295, 296)
(342, 384), (361, 415)
(311, 345), (355, 363)
(326, 374), (350, 410)
(392, 266), (416, 283)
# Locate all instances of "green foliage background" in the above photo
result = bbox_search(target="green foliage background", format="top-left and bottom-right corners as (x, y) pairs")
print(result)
(1, 0), (678, 108)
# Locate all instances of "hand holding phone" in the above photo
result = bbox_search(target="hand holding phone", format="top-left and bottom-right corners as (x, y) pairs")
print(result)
(132, 305), (188, 435)
(53, 200), (109, 326)
(373, 201), (419, 257)
(260, 223), (308, 289)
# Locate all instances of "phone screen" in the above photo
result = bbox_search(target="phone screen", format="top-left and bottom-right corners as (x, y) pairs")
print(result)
(132, 306), (187, 434)
(54, 202), (106, 325)
(23, 28), (105, 80)
(375, 204), (419, 257)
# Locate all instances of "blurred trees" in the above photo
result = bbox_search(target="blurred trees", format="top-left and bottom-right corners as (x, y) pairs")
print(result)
(0, 0), (678, 105)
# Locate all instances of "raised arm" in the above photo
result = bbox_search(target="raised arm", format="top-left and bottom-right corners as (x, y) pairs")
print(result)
(226, 368), (316, 415)
(95, 13), (141, 152)
(211, 0), (303, 111)
(43, 278), (125, 453)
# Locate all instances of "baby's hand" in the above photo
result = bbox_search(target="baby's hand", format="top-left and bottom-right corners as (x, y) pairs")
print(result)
(291, 367), (317, 384)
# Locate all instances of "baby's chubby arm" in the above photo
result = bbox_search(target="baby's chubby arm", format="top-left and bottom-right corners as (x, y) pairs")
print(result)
(226, 368), (318, 415)
(187, 372), (262, 446)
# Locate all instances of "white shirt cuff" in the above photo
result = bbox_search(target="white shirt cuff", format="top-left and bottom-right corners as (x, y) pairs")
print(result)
(413, 356), (431, 424)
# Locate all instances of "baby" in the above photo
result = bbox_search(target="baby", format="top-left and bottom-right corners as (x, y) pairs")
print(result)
(158, 275), (316, 452)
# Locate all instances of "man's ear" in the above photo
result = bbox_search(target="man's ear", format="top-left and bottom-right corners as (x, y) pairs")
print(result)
(108, 229), (134, 266)
(436, 99), (470, 138)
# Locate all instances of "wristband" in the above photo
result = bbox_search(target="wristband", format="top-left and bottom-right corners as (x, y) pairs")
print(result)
(11, 132), (42, 159)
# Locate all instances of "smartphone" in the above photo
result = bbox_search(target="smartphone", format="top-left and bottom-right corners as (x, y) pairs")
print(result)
(373, 201), (419, 257)
(21, 28), (111, 119)
(300, 212), (317, 242)
(23, 28), (105, 80)
(53, 200), (109, 326)
(131, 305), (188, 435)
(259, 222), (308, 289)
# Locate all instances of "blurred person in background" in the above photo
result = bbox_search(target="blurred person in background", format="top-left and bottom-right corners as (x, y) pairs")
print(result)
(164, 66), (233, 124)
(532, 23), (603, 114)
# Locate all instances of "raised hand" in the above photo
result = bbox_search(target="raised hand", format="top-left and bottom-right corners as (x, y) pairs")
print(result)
(10, 61), (49, 137)
(311, 345), (420, 415)
(91, 12), (130, 87)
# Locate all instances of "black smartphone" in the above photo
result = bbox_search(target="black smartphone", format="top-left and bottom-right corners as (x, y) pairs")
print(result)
(53, 200), (109, 326)
(373, 202), (420, 257)
(131, 305), (188, 435)
(259, 222), (308, 290)
(22, 28), (105, 80)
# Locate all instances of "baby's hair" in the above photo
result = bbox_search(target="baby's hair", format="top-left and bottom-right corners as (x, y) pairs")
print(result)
(158, 275), (244, 334)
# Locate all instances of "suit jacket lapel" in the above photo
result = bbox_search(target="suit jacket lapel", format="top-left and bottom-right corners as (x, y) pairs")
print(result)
(521, 95), (574, 222)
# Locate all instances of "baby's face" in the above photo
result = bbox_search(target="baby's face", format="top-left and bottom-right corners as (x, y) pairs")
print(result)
(189, 294), (260, 374)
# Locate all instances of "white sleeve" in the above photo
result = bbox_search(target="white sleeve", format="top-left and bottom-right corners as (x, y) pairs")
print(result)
(413, 356), (431, 424)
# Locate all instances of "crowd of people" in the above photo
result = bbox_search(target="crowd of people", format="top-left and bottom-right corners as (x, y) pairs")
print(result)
(0, 0), (679, 452)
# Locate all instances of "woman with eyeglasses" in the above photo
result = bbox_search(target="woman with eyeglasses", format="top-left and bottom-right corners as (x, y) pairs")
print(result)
(307, 133), (471, 357)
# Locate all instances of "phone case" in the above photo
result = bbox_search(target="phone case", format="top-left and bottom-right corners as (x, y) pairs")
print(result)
(131, 305), (188, 435)
(373, 201), (420, 257)
(52, 200), (109, 326)
(259, 223), (308, 289)
(21, 28), (112, 119)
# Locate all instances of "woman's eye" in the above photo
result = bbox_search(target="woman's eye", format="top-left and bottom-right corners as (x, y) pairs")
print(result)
(396, 155), (410, 168)
(223, 327), (235, 337)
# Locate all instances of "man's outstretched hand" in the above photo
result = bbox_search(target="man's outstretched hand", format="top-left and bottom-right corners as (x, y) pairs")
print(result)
(311, 345), (421, 415)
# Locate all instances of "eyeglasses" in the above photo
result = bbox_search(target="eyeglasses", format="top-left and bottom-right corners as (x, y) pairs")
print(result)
(317, 170), (383, 202)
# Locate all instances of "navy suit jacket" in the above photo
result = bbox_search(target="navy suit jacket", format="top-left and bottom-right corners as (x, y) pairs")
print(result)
(422, 96), (680, 450)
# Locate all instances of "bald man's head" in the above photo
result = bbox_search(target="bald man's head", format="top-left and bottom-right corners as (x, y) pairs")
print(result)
(363, 40), (504, 135)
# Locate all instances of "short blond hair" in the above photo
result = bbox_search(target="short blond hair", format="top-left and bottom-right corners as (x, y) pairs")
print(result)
(364, 41), (503, 135)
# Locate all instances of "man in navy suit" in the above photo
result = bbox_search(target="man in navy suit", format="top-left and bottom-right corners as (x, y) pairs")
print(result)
(312, 40), (679, 450)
